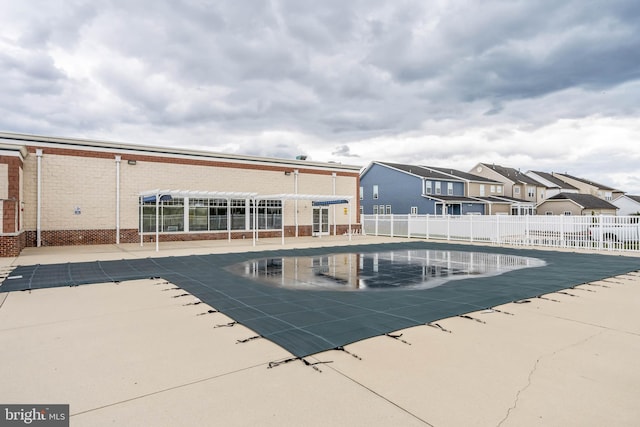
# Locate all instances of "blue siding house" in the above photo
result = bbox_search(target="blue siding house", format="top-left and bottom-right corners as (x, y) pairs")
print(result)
(360, 162), (487, 215)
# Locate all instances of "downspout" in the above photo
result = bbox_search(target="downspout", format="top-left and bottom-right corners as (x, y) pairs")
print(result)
(332, 173), (336, 236)
(115, 156), (121, 244)
(36, 149), (43, 247)
(294, 169), (299, 237)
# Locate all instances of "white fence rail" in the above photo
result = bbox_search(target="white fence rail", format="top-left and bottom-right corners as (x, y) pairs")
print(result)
(361, 214), (640, 253)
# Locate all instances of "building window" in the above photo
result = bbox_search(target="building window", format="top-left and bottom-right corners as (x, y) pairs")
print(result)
(410, 206), (418, 215)
(545, 211), (553, 215)
(373, 205), (378, 214)
(141, 197), (185, 232)
(564, 211), (572, 216)
(209, 199), (229, 230)
(189, 198), (210, 231)
(527, 187), (535, 198)
(514, 187), (520, 195)
(604, 192), (612, 201)
(386, 205), (392, 214)
(373, 185), (379, 199)
(359, 186), (363, 200)
(435, 182), (441, 195)
(480, 185), (485, 196)
(490, 185), (495, 193)
(447, 182), (453, 195)
(379, 205), (385, 214)
(255, 199), (282, 229)
(425, 180), (432, 194)
(497, 185), (503, 194)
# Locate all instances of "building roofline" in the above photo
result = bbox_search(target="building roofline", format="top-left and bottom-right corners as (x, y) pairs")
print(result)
(0, 131), (361, 172)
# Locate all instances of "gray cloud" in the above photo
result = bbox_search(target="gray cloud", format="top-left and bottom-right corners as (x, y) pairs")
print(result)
(1, 0), (640, 192)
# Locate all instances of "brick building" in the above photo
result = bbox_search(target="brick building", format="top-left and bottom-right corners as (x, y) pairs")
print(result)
(0, 132), (361, 257)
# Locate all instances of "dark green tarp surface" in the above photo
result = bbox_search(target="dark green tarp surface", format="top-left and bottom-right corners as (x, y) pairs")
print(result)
(2, 241), (638, 358)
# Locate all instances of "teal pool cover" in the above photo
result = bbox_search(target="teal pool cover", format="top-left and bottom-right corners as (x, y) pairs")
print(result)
(2, 241), (639, 358)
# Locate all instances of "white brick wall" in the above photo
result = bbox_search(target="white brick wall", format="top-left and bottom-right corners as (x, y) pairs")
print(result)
(22, 152), (359, 231)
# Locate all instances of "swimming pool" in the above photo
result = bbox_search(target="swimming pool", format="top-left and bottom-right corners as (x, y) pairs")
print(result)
(3, 241), (638, 358)
(229, 250), (546, 291)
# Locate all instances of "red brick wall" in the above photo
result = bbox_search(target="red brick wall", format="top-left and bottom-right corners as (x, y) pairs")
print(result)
(0, 232), (25, 257)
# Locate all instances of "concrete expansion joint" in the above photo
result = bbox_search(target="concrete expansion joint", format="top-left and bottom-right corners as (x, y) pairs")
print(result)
(496, 329), (606, 427)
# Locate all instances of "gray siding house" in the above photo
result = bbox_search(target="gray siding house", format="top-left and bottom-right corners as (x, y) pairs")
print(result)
(360, 162), (487, 215)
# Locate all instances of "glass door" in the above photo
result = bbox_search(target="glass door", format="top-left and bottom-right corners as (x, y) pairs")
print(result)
(312, 207), (329, 235)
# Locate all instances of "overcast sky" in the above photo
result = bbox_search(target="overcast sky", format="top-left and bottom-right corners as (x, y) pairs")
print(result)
(2, 0), (640, 192)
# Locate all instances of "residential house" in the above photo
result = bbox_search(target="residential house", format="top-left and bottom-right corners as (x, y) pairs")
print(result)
(612, 195), (640, 216)
(551, 173), (624, 201)
(469, 163), (543, 214)
(536, 193), (618, 216)
(424, 167), (515, 214)
(359, 162), (487, 215)
(526, 171), (579, 199)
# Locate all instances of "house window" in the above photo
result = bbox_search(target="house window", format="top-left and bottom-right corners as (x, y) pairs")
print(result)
(425, 181), (432, 194)
(514, 187), (521, 195)
(447, 183), (453, 195)
(545, 211), (553, 215)
(359, 186), (363, 200)
(373, 205), (378, 214)
(490, 185), (495, 193)
(497, 185), (503, 194)
(410, 206), (418, 215)
(527, 187), (535, 198)
(379, 205), (385, 214)
(435, 182), (441, 195)
(373, 185), (379, 199)
(563, 211), (572, 216)
(480, 185), (485, 196)
(386, 205), (392, 214)
(604, 192), (612, 201)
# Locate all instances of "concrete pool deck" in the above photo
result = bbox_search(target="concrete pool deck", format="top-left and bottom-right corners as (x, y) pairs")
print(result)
(1, 236), (639, 426)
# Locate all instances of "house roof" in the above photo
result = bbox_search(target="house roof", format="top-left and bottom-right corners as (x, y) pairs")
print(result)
(627, 195), (640, 203)
(528, 171), (578, 190)
(425, 166), (502, 183)
(473, 196), (513, 205)
(375, 162), (458, 181)
(480, 163), (544, 186)
(423, 195), (483, 203)
(553, 173), (618, 191)
(544, 193), (618, 210)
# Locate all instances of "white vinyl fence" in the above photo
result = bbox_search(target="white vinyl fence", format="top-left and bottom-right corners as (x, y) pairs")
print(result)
(361, 214), (640, 253)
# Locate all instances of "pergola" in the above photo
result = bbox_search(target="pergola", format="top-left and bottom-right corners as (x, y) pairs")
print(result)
(139, 190), (354, 251)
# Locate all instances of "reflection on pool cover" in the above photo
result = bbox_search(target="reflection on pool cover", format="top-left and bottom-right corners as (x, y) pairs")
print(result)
(229, 250), (546, 291)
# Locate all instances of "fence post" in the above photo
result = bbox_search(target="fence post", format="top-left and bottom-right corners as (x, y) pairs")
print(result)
(426, 214), (430, 240)
(469, 214), (474, 243)
(525, 215), (530, 246)
(390, 214), (394, 237)
(447, 215), (451, 241)
(407, 214), (412, 239)
(598, 214), (603, 250)
(496, 214), (501, 244)
(375, 214), (379, 236)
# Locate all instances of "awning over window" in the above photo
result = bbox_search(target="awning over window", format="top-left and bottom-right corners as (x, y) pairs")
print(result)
(142, 194), (173, 203)
(312, 199), (350, 206)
